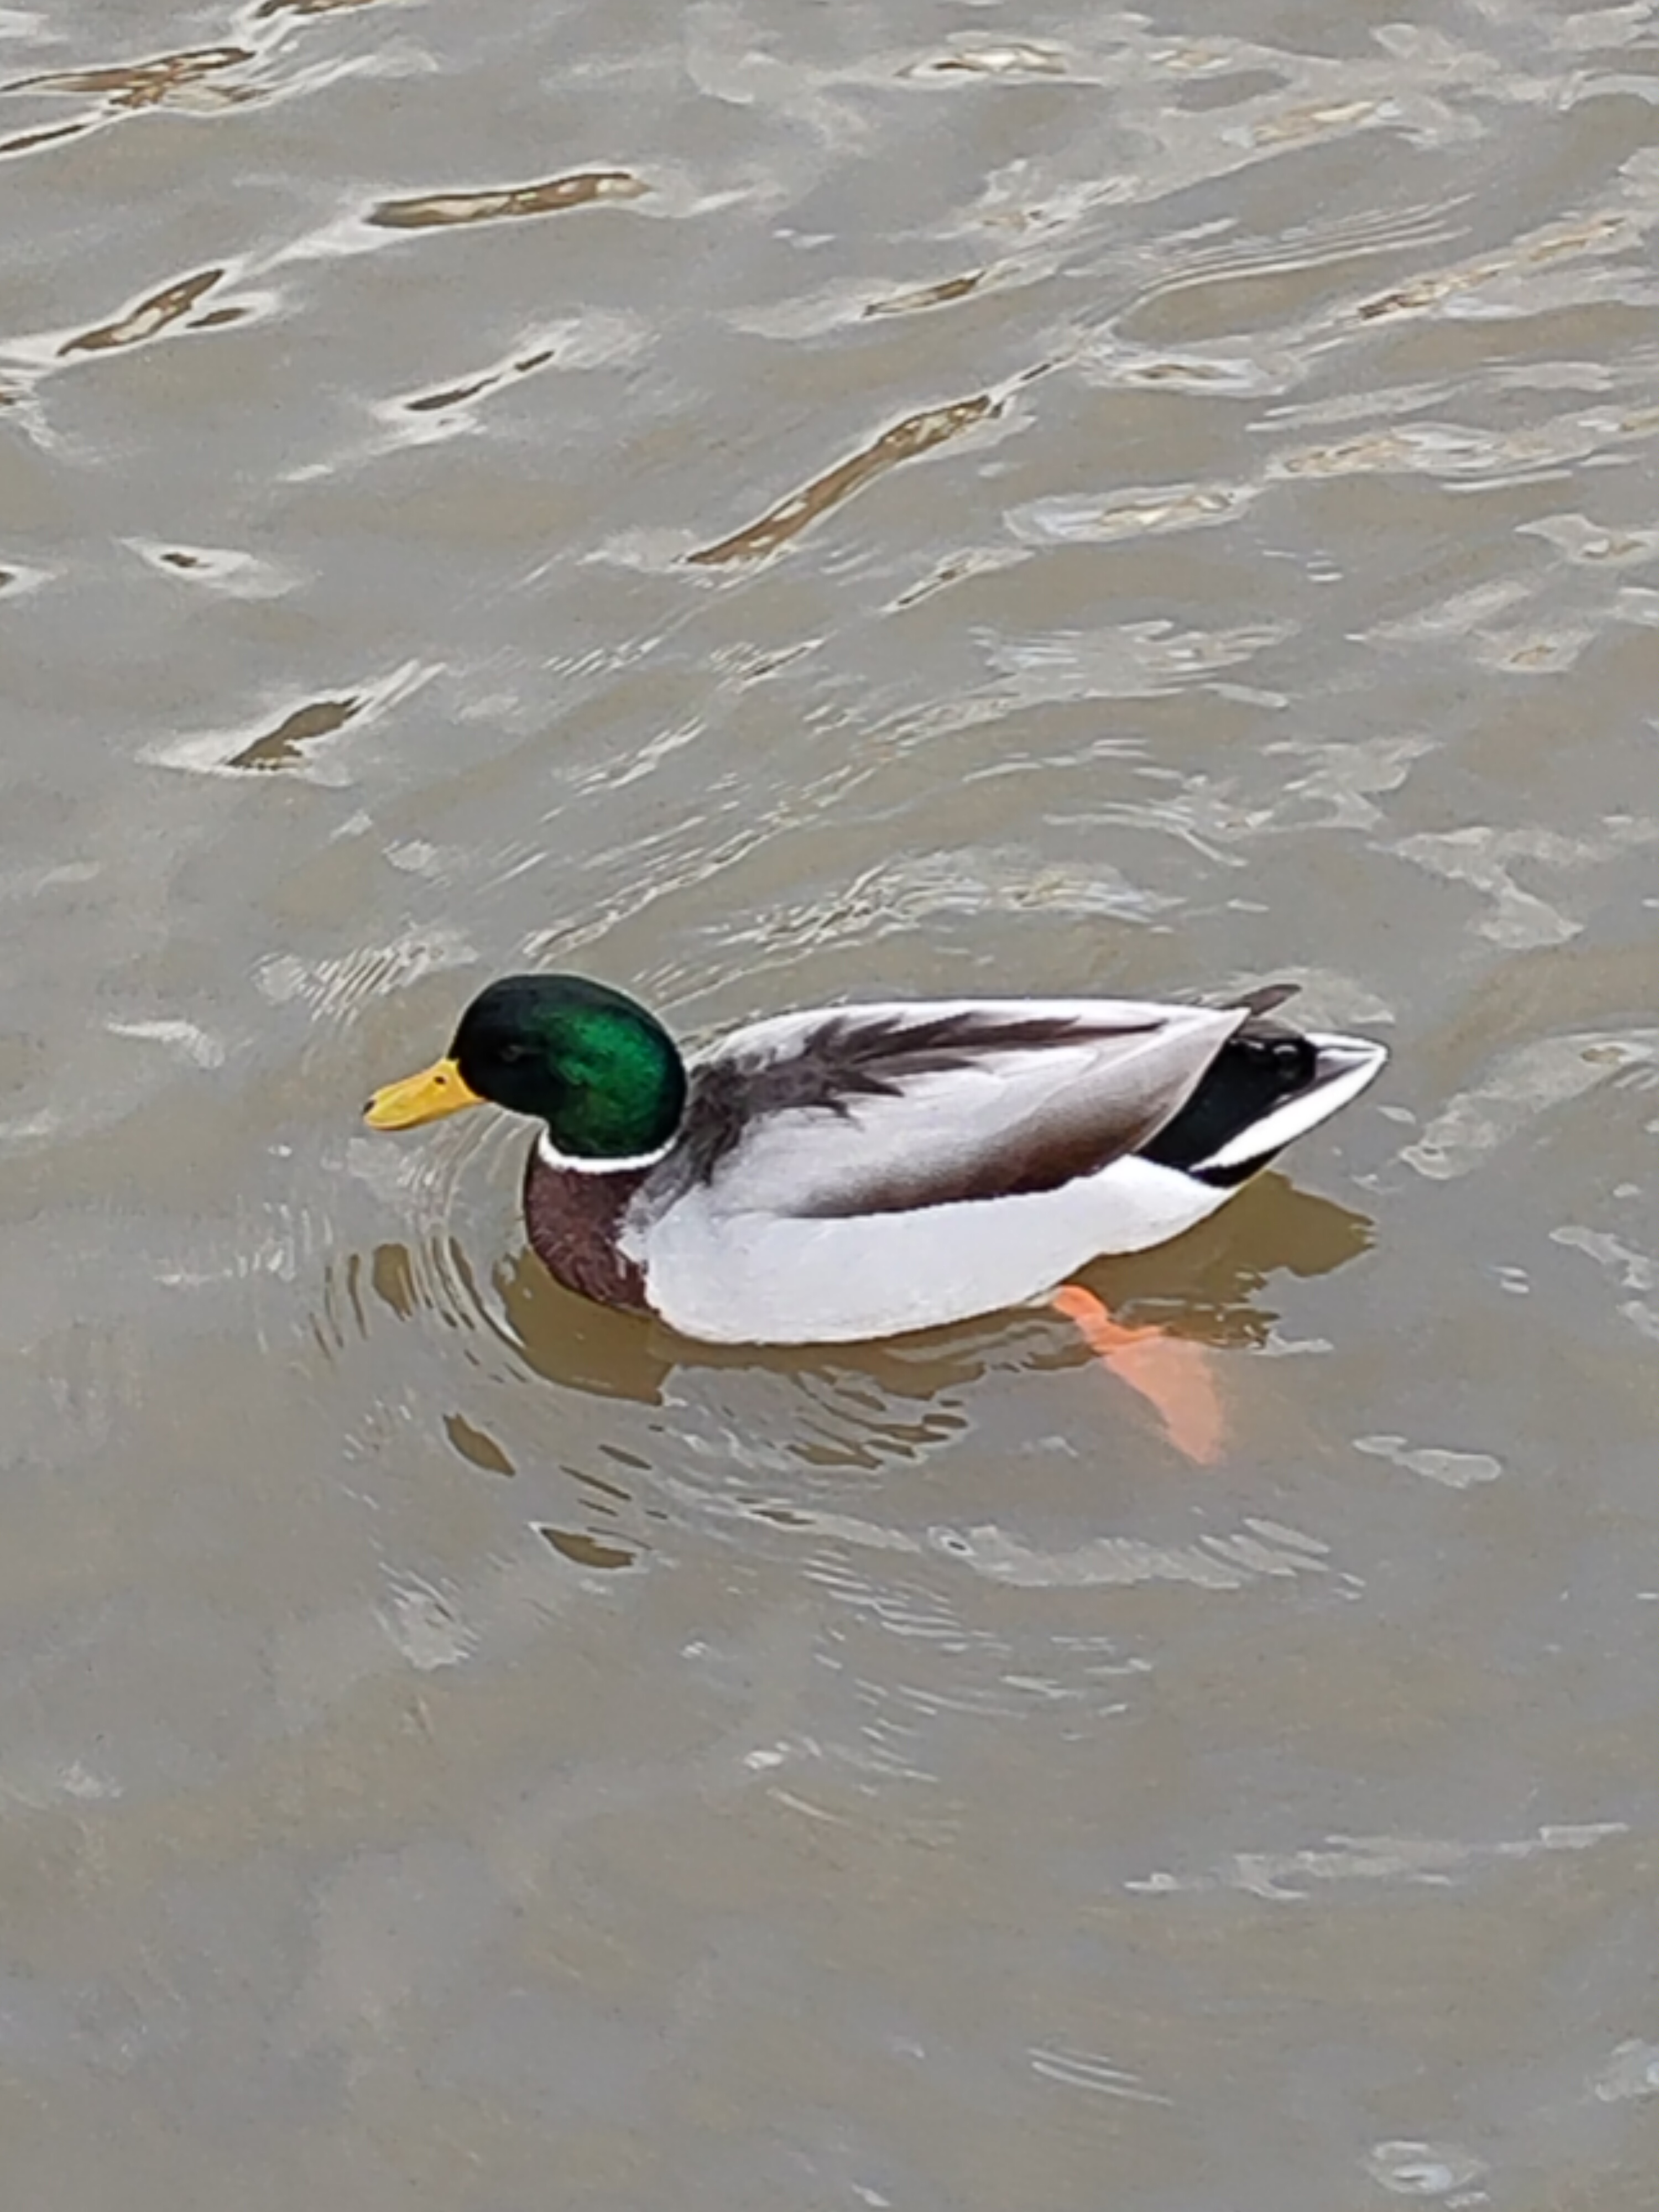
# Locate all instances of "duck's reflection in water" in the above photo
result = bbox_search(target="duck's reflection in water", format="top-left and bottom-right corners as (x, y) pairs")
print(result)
(481, 1171), (1375, 1467)
(316, 1173), (1373, 1575)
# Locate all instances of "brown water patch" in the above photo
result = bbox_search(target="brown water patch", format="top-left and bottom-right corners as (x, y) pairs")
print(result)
(5, 46), (253, 109)
(864, 270), (987, 318)
(688, 393), (999, 566)
(227, 696), (361, 771)
(443, 1413), (516, 1479)
(368, 172), (647, 231)
(59, 269), (228, 357)
(401, 347), (560, 419)
(0, 119), (95, 156)
(255, 0), (381, 14)
(536, 1526), (640, 1572)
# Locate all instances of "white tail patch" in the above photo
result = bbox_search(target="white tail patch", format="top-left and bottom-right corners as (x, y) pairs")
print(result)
(1197, 1033), (1389, 1175)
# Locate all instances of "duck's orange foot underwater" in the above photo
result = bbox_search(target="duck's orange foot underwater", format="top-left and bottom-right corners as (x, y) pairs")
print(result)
(1048, 1284), (1227, 1465)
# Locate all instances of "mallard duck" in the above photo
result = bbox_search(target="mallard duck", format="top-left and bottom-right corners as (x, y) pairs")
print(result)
(365, 974), (1386, 1366)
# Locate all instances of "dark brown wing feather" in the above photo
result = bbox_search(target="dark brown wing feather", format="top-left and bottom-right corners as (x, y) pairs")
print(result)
(676, 1007), (1168, 1213)
(1227, 981), (1301, 1030)
(765, 1008), (1164, 1098)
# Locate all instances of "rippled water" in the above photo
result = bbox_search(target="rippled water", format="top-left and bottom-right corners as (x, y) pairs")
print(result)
(4, 0), (1658, 2204)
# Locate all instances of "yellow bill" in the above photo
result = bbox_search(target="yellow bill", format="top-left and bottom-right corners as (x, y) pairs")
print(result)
(364, 1056), (484, 1130)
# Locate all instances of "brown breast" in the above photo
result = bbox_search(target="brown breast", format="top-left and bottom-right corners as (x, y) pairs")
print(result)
(521, 1147), (652, 1313)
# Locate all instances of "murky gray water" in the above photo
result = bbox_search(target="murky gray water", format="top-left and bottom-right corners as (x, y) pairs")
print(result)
(4, 0), (1658, 2203)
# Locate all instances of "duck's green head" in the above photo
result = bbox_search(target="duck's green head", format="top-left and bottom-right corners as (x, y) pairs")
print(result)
(365, 974), (687, 1164)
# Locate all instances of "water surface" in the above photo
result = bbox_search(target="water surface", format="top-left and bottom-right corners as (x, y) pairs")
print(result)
(3, 0), (1658, 2205)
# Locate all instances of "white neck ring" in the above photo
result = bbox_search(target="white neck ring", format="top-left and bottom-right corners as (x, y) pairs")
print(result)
(535, 1129), (674, 1176)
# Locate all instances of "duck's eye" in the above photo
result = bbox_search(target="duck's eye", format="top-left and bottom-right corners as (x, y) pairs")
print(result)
(497, 1042), (528, 1065)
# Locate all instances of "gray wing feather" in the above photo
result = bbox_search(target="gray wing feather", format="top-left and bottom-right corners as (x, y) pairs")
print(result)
(664, 997), (1245, 1220)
